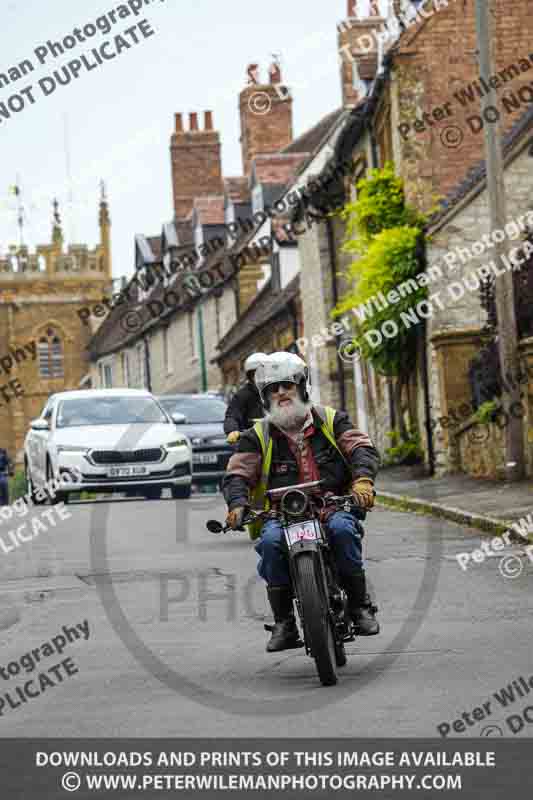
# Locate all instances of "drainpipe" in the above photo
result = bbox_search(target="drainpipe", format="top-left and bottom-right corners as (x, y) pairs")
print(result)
(326, 216), (347, 410)
(197, 305), (208, 392)
(421, 320), (435, 476)
(369, 124), (396, 429)
(143, 336), (152, 392)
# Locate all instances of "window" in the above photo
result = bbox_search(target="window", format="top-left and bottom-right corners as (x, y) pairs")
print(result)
(38, 328), (64, 378)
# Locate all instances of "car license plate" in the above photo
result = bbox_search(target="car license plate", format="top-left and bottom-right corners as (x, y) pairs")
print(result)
(193, 453), (218, 464)
(286, 520), (321, 545)
(107, 466), (148, 477)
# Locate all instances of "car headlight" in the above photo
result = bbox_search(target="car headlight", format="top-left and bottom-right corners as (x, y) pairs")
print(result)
(56, 445), (89, 454)
(166, 439), (189, 449)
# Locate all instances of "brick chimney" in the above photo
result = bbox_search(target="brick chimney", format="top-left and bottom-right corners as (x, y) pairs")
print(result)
(338, 0), (387, 108)
(239, 62), (293, 176)
(170, 111), (223, 220)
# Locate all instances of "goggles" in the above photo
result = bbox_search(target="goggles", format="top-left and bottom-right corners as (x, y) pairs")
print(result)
(266, 381), (296, 395)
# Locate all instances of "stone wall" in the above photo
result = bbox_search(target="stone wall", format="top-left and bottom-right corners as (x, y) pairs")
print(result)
(426, 139), (533, 475)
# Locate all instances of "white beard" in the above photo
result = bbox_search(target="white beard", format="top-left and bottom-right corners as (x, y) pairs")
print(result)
(267, 394), (312, 432)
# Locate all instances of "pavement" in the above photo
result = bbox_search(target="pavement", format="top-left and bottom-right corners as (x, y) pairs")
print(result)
(0, 492), (531, 737)
(377, 466), (533, 536)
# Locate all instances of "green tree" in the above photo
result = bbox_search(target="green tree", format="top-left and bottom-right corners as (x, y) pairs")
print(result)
(334, 163), (427, 439)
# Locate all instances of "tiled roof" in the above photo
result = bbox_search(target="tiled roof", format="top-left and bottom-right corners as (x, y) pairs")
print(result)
(283, 109), (345, 157)
(252, 153), (308, 186)
(216, 275), (300, 360)
(428, 104), (533, 229)
(192, 195), (225, 225)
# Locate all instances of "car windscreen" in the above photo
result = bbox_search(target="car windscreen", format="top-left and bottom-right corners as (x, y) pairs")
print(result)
(56, 396), (169, 427)
(159, 396), (227, 424)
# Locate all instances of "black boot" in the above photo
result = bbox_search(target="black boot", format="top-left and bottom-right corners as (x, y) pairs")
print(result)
(265, 586), (301, 652)
(342, 571), (380, 636)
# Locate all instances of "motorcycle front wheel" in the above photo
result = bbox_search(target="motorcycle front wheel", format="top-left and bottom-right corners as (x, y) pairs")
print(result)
(295, 553), (338, 686)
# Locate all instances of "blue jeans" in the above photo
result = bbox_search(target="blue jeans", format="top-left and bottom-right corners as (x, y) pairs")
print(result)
(0, 475), (8, 506)
(254, 511), (364, 586)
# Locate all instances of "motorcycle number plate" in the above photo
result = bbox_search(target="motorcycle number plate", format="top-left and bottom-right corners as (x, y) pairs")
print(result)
(286, 520), (321, 545)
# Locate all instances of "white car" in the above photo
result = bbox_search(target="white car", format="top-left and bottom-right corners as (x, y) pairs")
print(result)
(24, 389), (193, 503)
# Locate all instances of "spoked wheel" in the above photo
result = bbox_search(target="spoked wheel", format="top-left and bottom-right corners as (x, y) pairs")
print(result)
(295, 553), (338, 687)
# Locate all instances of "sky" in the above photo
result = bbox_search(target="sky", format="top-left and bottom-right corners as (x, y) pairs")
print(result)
(0, 0), (356, 280)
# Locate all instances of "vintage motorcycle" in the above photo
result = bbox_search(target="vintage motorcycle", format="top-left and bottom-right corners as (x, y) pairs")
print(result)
(206, 480), (375, 687)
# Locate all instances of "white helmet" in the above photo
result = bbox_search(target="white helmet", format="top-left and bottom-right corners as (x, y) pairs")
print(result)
(255, 351), (310, 407)
(244, 352), (268, 374)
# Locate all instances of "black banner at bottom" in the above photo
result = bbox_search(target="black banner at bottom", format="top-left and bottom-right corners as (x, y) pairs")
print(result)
(0, 739), (531, 799)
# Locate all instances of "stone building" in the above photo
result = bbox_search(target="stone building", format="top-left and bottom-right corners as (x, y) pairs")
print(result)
(0, 193), (112, 461)
(425, 105), (533, 478)
(87, 61), (303, 394)
(293, 0), (533, 470)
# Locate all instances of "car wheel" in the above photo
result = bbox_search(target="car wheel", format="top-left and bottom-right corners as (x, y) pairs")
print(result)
(145, 486), (162, 500)
(46, 460), (67, 505)
(25, 461), (46, 506)
(172, 485), (191, 500)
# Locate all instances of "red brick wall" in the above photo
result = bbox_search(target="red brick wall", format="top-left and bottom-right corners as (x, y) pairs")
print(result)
(239, 84), (293, 175)
(170, 112), (224, 220)
(395, 0), (533, 209)
(338, 18), (383, 108)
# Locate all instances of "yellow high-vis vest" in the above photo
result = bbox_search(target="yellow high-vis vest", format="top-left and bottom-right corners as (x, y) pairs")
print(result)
(247, 405), (346, 540)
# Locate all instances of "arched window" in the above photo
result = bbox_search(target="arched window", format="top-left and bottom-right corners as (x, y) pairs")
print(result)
(38, 328), (64, 378)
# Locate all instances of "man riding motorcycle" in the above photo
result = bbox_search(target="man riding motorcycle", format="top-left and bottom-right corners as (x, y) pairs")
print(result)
(222, 351), (380, 652)
(224, 352), (267, 445)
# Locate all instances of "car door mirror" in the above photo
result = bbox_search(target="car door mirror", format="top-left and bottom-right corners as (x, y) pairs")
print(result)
(30, 418), (50, 431)
(171, 412), (187, 425)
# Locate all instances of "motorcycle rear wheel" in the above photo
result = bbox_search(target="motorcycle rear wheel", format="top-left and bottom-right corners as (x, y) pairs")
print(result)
(295, 553), (338, 686)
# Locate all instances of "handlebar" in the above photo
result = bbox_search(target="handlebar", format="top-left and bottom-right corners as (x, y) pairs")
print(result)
(206, 493), (367, 534)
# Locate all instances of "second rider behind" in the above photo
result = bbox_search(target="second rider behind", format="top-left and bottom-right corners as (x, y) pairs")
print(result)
(222, 351), (381, 652)
(224, 353), (267, 445)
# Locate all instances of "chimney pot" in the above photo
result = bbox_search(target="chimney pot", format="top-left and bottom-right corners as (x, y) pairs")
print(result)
(269, 62), (282, 84)
(189, 112), (199, 131)
(247, 63), (260, 85)
(204, 110), (213, 130)
(175, 113), (183, 132)
(348, 0), (358, 17)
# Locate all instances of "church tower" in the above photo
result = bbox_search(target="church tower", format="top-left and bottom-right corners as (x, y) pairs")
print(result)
(0, 192), (113, 461)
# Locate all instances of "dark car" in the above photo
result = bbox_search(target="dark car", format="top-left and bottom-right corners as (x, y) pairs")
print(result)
(157, 394), (232, 487)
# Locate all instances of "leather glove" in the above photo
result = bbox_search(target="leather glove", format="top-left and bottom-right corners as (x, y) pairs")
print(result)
(351, 477), (375, 510)
(226, 506), (246, 530)
(227, 431), (240, 445)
